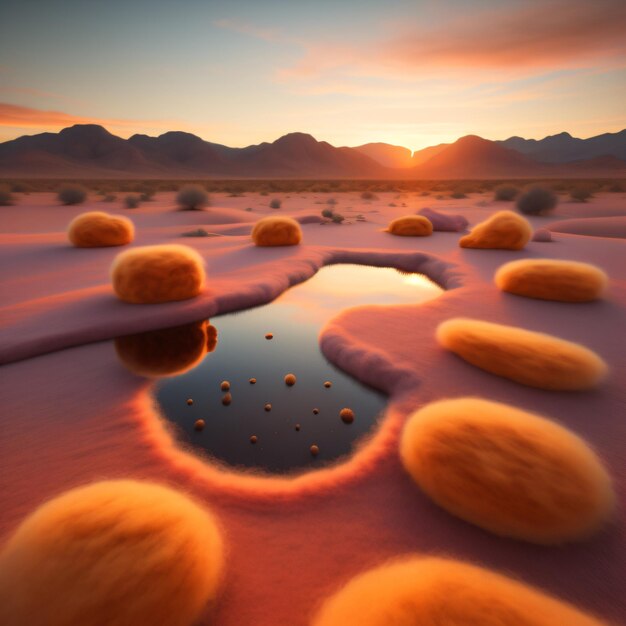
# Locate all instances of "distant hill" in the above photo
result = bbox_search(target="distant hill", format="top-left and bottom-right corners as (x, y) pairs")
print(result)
(497, 130), (626, 163)
(412, 135), (550, 178)
(0, 124), (624, 178)
(353, 142), (413, 168)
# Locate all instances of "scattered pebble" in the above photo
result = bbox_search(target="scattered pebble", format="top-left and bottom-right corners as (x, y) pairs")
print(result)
(265, 333), (273, 340)
(295, 424), (301, 431)
(249, 378), (257, 384)
(324, 381), (332, 388)
(264, 403), (272, 412)
(222, 393), (232, 406)
(250, 435), (258, 444)
(313, 408), (319, 415)
(186, 398), (194, 406)
(340, 408), (355, 424)
(284, 373), (296, 386)
(194, 419), (205, 431)
(310, 444), (320, 457)
(220, 381), (230, 391)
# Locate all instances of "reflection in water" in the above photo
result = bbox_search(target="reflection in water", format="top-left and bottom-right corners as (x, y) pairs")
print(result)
(115, 320), (217, 378)
(117, 264), (443, 473)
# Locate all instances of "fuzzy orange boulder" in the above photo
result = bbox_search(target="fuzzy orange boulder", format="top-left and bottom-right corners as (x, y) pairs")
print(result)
(495, 259), (608, 302)
(385, 215), (433, 236)
(459, 210), (531, 250)
(0, 480), (224, 626)
(400, 398), (614, 543)
(115, 320), (216, 377)
(436, 318), (607, 390)
(111, 244), (205, 304)
(252, 216), (302, 246)
(68, 211), (134, 247)
(312, 557), (607, 626)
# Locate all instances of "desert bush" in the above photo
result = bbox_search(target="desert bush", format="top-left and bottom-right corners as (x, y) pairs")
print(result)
(326, 197), (337, 205)
(58, 185), (88, 205)
(269, 198), (282, 209)
(516, 186), (558, 215)
(124, 194), (141, 209)
(494, 185), (519, 201)
(331, 213), (345, 224)
(360, 190), (377, 200)
(569, 185), (593, 202)
(10, 182), (28, 193)
(0, 185), (14, 205)
(321, 208), (334, 218)
(176, 185), (209, 211)
(450, 191), (467, 199)
(103, 193), (117, 202)
(607, 181), (624, 192)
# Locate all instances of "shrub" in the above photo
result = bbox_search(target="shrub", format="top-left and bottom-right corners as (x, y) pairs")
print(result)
(360, 191), (377, 200)
(569, 186), (593, 202)
(58, 185), (87, 205)
(321, 208), (334, 219)
(103, 193), (116, 202)
(331, 213), (345, 224)
(494, 185), (519, 201)
(269, 198), (282, 209)
(0, 184), (14, 206)
(450, 191), (467, 199)
(124, 194), (140, 209)
(607, 181), (624, 193)
(176, 185), (209, 211)
(326, 197), (337, 205)
(516, 186), (557, 215)
(10, 182), (28, 193)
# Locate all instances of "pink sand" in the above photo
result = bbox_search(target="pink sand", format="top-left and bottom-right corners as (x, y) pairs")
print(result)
(0, 190), (625, 624)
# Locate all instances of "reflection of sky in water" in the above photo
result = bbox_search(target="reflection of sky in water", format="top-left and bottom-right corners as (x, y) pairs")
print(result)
(154, 264), (442, 473)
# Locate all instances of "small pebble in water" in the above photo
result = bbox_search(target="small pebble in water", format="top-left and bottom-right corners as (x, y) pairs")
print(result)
(324, 381), (332, 388)
(222, 393), (232, 406)
(312, 408), (319, 415)
(250, 435), (258, 444)
(340, 408), (355, 424)
(220, 381), (230, 391)
(186, 398), (194, 406)
(249, 378), (257, 384)
(310, 444), (320, 456)
(264, 403), (272, 412)
(284, 373), (296, 386)
(265, 333), (273, 340)
(295, 424), (301, 431)
(194, 419), (205, 431)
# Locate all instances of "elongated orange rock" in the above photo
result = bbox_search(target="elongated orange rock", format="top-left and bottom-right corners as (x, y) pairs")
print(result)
(68, 211), (134, 247)
(400, 398), (614, 543)
(386, 215), (433, 236)
(437, 318), (607, 390)
(495, 258), (608, 302)
(312, 557), (608, 625)
(111, 244), (205, 303)
(0, 480), (224, 626)
(459, 210), (531, 250)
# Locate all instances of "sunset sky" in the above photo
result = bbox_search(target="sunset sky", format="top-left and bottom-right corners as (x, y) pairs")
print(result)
(0, 0), (625, 151)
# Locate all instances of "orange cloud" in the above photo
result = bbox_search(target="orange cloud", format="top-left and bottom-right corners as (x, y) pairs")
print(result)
(280, 0), (626, 82)
(0, 103), (185, 134)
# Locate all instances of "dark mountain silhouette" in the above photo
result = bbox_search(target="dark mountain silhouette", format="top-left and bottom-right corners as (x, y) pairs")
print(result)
(0, 124), (159, 176)
(0, 125), (624, 178)
(498, 130), (626, 163)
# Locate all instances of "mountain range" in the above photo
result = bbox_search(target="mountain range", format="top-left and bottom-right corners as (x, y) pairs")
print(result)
(0, 125), (624, 179)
